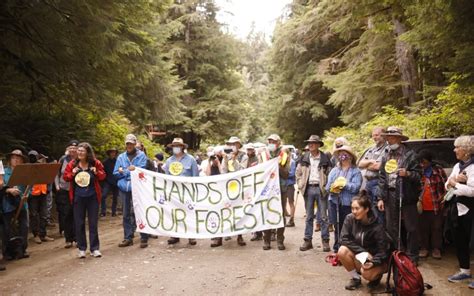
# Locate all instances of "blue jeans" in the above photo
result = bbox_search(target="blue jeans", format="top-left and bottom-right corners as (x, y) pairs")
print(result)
(101, 182), (119, 215)
(329, 199), (351, 252)
(73, 194), (99, 252)
(121, 191), (148, 241)
(366, 178), (384, 224)
(304, 185), (329, 240)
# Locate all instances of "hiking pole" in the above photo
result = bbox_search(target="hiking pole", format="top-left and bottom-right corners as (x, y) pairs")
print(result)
(398, 176), (403, 251)
(336, 192), (341, 248)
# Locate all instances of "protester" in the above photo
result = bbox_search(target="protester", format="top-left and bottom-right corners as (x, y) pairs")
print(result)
(204, 149), (222, 177)
(28, 150), (54, 244)
(63, 142), (105, 258)
(285, 152), (297, 227)
(164, 138), (199, 246)
(1, 150), (29, 260)
(338, 192), (390, 290)
(262, 134), (290, 250)
(114, 134), (150, 248)
(245, 143), (259, 168)
(417, 150), (447, 260)
(55, 140), (79, 248)
(358, 127), (387, 224)
(100, 148), (119, 217)
(331, 137), (349, 167)
(326, 145), (362, 254)
(376, 127), (421, 264)
(222, 136), (248, 173)
(296, 135), (332, 252)
(445, 135), (474, 289)
(200, 146), (215, 177)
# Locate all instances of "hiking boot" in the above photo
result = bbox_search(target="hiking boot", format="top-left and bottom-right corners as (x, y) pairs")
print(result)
(368, 276), (382, 289)
(262, 240), (271, 250)
(237, 235), (246, 246)
(277, 241), (286, 250)
(314, 223), (321, 232)
(65, 241), (73, 249)
(211, 238), (222, 248)
(118, 239), (133, 247)
(419, 249), (429, 258)
(322, 239), (330, 252)
(329, 224), (334, 232)
(167, 237), (180, 245)
(140, 239), (148, 248)
(448, 271), (472, 282)
(286, 219), (295, 227)
(299, 239), (313, 251)
(224, 237), (231, 241)
(40, 236), (54, 242)
(432, 249), (442, 259)
(34, 236), (42, 244)
(345, 278), (362, 290)
(250, 233), (262, 241)
(188, 239), (197, 246)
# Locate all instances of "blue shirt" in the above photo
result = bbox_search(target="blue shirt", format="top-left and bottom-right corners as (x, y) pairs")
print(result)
(287, 158), (297, 186)
(113, 150), (148, 192)
(165, 154), (199, 177)
(326, 166), (362, 206)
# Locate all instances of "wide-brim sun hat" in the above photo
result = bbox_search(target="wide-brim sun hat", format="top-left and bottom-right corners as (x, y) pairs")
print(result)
(334, 145), (357, 162)
(6, 149), (28, 162)
(304, 135), (324, 147)
(167, 138), (188, 149)
(381, 126), (409, 141)
(226, 136), (241, 145)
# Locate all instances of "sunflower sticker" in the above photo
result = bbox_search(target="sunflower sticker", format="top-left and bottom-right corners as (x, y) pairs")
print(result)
(75, 171), (90, 187)
(169, 162), (184, 176)
(385, 159), (398, 174)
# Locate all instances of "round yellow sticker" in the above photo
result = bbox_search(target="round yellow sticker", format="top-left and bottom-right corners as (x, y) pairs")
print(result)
(385, 159), (398, 174)
(169, 162), (184, 176)
(75, 171), (90, 187)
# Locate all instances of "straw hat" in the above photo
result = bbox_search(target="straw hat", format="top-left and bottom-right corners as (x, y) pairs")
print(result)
(167, 138), (188, 149)
(334, 145), (357, 164)
(381, 126), (409, 141)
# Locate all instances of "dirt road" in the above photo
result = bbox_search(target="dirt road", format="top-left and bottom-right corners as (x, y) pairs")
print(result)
(1, 197), (472, 295)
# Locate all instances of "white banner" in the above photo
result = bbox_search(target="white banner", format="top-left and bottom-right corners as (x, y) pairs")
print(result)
(131, 158), (284, 238)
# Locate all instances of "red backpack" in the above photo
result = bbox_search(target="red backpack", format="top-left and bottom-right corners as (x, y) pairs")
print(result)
(385, 251), (431, 296)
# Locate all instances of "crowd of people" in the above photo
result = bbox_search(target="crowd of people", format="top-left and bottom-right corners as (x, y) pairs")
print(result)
(0, 129), (473, 291)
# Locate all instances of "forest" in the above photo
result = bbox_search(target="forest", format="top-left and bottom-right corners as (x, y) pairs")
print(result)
(1, 0), (473, 158)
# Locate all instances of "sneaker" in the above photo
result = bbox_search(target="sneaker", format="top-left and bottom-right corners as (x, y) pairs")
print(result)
(299, 239), (313, 251)
(91, 250), (102, 258)
(167, 237), (180, 245)
(419, 249), (429, 258)
(469, 281), (474, 289)
(432, 249), (442, 259)
(118, 239), (133, 247)
(34, 236), (42, 244)
(345, 278), (362, 290)
(78, 250), (86, 259)
(65, 242), (73, 249)
(40, 236), (55, 242)
(100, 213), (106, 217)
(140, 239), (148, 248)
(448, 271), (472, 283)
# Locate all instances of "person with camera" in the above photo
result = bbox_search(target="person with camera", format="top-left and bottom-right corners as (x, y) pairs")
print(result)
(63, 142), (106, 258)
(338, 192), (390, 290)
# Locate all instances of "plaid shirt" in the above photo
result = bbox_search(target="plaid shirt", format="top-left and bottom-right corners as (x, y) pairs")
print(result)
(421, 164), (447, 214)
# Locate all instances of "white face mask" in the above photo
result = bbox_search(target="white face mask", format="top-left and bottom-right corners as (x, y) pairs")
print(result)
(172, 147), (182, 155)
(232, 146), (238, 153)
(267, 143), (277, 152)
(389, 143), (400, 151)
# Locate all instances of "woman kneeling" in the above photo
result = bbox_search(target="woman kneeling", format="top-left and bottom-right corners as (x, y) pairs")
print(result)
(338, 192), (390, 290)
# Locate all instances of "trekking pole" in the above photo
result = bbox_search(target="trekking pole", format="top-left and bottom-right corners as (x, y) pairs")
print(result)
(398, 176), (403, 250)
(336, 192), (341, 247)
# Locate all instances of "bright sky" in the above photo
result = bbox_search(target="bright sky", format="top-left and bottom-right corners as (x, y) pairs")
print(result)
(216, 0), (292, 40)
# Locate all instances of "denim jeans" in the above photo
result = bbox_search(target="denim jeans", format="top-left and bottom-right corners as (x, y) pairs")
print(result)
(121, 191), (148, 241)
(101, 182), (119, 215)
(73, 194), (100, 252)
(366, 178), (384, 224)
(329, 198), (351, 252)
(304, 185), (329, 240)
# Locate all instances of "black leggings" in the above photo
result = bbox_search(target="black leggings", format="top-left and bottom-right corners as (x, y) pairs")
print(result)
(453, 198), (474, 269)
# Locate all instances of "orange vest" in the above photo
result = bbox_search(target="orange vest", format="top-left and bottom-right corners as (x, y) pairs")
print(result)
(32, 184), (47, 196)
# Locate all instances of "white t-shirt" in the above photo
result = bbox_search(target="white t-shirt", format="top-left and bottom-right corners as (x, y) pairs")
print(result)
(0, 160), (4, 175)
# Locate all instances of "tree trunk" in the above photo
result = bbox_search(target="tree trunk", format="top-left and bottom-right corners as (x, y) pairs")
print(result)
(393, 18), (419, 105)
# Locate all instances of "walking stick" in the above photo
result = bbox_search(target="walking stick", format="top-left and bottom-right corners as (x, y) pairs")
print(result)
(398, 178), (403, 250)
(11, 185), (31, 235)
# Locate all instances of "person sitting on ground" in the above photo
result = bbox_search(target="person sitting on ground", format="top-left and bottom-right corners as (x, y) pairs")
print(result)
(338, 192), (390, 291)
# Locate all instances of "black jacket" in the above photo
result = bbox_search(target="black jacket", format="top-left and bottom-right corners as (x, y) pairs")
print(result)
(377, 145), (421, 206)
(340, 213), (390, 266)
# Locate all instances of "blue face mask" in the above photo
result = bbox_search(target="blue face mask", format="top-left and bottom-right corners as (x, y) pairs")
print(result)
(172, 147), (182, 155)
(267, 143), (277, 152)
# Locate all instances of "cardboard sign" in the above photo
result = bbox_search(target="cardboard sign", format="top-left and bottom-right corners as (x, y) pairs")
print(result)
(7, 163), (61, 186)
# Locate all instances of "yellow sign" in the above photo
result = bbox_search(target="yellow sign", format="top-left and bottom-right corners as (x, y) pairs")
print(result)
(75, 171), (91, 187)
(385, 159), (398, 174)
(228, 160), (235, 172)
(169, 162), (184, 176)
